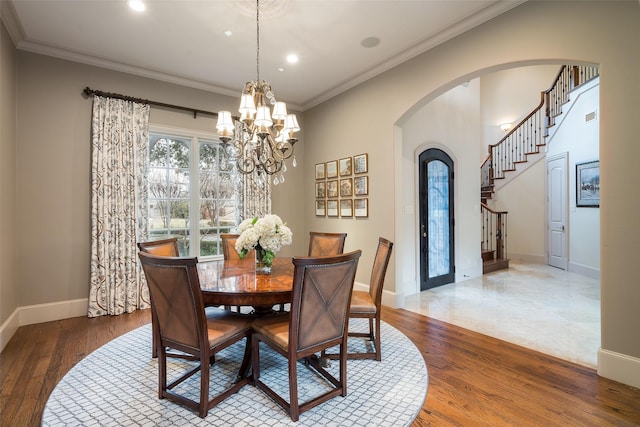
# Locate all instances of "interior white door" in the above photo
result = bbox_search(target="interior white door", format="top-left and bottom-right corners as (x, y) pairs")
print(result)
(547, 154), (568, 270)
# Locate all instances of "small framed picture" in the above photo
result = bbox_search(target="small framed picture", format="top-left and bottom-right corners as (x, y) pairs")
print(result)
(315, 163), (326, 180)
(315, 181), (326, 198)
(354, 176), (368, 196)
(354, 198), (368, 218)
(354, 153), (368, 174)
(327, 180), (339, 198)
(327, 200), (339, 217)
(339, 178), (353, 197)
(576, 160), (600, 207)
(340, 199), (353, 217)
(339, 157), (352, 176)
(315, 200), (326, 216)
(326, 160), (338, 178)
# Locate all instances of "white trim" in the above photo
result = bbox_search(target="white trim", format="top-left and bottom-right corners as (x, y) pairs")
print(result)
(568, 261), (600, 280)
(507, 253), (546, 264)
(0, 299), (89, 353)
(598, 347), (640, 390)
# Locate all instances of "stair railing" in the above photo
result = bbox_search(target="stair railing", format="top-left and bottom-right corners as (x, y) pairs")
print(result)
(481, 65), (599, 191)
(481, 203), (508, 261)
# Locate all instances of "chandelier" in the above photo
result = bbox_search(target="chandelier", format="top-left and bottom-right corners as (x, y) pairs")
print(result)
(216, 0), (300, 183)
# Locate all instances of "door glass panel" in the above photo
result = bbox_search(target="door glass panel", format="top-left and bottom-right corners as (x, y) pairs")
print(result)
(427, 160), (449, 278)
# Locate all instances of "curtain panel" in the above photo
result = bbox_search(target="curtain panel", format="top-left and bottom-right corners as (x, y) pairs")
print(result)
(88, 96), (150, 317)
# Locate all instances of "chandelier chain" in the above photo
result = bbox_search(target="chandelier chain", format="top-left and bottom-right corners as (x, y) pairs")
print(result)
(256, 0), (260, 83)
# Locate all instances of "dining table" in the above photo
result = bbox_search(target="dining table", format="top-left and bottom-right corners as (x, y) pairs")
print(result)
(198, 256), (294, 314)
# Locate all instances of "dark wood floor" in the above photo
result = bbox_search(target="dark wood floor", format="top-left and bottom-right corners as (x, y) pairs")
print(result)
(1, 307), (639, 426)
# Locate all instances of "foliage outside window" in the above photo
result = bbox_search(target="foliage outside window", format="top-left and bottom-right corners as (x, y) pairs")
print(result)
(147, 128), (238, 257)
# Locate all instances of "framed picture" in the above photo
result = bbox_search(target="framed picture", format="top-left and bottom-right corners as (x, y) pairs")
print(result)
(315, 163), (325, 180)
(327, 200), (339, 217)
(339, 157), (352, 176)
(354, 198), (368, 218)
(340, 199), (353, 217)
(339, 178), (353, 197)
(327, 180), (339, 198)
(354, 153), (368, 174)
(576, 160), (600, 207)
(326, 160), (338, 178)
(354, 176), (368, 196)
(315, 200), (326, 216)
(315, 181), (326, 198)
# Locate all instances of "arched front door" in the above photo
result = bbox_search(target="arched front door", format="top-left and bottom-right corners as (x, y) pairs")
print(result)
(419, 148), (455, 290)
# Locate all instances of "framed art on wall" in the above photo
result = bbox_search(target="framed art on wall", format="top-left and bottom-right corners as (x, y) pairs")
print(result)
(315, 181), (326, 198)
(315, 200), (326, 216)
(340, 199), (353, 217)
(315, 163), (326, 180)
(354, 198), (368, 217)
(354, 153), (368, 174)
(327, 180), (338, 198)
(327, 200), (339, 217)
(339, 178), (353, 197)
(326, 160), (338, 178)
(576, 160), (600, 207)
(354, 176), (368, 196)
(339, 157), (352, 176)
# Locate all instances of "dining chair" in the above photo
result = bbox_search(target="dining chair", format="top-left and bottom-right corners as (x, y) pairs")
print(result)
(251, 250), (361, 421)
(322, 237), (393, 361)
(137, 237), (180, 358)
(307, 231), (347, 256)
(220, 233), (255, 312)
(137, 251), (252, 418)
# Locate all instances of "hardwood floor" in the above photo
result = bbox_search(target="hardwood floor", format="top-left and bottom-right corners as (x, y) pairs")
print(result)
(1, 307), (639, 426)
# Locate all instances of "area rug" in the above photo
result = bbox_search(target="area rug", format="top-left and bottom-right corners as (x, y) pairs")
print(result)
(42, 319), (427, 426)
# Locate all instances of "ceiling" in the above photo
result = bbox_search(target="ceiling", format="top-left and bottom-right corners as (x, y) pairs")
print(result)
(2, 0), (525, 111)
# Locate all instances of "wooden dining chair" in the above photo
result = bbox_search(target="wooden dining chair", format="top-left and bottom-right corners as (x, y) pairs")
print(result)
(307, 231), (347, 256)
(138, 251), (252, 418)
(137, 237), (180, 358)
(220, 233), (255, 263)
(251, 250), (361, 421)
(322, 237), (393, 361)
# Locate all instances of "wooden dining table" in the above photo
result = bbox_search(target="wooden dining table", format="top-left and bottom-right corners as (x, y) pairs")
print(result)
(198, 257), (294, 313)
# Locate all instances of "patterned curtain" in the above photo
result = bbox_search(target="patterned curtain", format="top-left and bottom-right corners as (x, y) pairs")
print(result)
(88, 96), (150, 317)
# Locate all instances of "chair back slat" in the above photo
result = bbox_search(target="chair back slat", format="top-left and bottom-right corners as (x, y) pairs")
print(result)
(308, 232), (347, 257)
(137, 237), (180, 257)
(369, 237), (394, 304)
(291, 250), (361, 352)
(137, 252), (205, 353)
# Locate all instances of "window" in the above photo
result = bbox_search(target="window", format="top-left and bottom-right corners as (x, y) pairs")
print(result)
(147, 127), (238, 258)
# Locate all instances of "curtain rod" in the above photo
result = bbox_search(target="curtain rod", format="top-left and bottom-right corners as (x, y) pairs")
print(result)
(82, 86), (219, 119)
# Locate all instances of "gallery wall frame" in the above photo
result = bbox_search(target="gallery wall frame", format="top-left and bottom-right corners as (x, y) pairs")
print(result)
(339, 157), (352, 176)
(315, 200), (326, 216)
(576, 160), (600, 207)
(314, 153), (369, 220)
(326, 160), (338, 178)
(354, 198), (368, 217)
(315, 163), (325, 180)
(354, 153), (368, 174)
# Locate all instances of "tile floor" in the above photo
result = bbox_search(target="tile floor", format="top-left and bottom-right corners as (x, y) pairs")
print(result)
(403, 261), (600, 368)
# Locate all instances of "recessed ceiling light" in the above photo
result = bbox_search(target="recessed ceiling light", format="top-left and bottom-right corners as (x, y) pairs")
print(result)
(286, 54), (298, 64)
(361, 36), (380, 48)
(128, 0), (146, 12)
(224, 30), (233, 37)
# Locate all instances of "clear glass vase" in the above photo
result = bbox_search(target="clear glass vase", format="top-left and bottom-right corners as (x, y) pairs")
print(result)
(255, 248), (272, 274)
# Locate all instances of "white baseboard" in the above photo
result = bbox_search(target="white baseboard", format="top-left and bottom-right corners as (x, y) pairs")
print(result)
(568, 262), (600, 280)
(598, 347), (640, 390)
(507, 253), (546, 264)
(0, 298), (88, 354)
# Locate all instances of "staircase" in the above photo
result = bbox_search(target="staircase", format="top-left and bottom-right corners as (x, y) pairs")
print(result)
(480, 65), (599, 274)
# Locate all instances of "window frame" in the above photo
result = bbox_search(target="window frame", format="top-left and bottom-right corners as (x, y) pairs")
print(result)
(147, 124), (238, 260)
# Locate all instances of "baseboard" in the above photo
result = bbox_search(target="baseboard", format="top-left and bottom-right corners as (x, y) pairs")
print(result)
(598, 347), (640, 390)
(0, 298), (88, 354)
(0, 309), (20, 354)
(568, 262), (600, 280)
(507, 253), (546, 264)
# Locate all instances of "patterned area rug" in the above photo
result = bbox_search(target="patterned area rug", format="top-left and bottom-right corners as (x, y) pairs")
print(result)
(42, 319), (427, 426)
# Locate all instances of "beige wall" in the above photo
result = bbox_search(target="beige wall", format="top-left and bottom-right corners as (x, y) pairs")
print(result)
(0, 21), (17, 326)
(304, 0), (640, 386)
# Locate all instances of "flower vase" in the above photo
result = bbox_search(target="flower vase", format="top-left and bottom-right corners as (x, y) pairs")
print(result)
(255, 249), (272, 274)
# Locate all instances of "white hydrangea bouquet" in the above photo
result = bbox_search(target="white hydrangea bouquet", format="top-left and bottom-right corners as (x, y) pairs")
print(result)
(235, 214), (293, 269)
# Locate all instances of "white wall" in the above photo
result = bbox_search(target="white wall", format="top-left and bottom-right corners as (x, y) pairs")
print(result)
(400, 80), (482, 295)
(547, 79), (600, 274)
